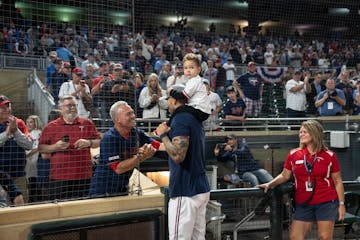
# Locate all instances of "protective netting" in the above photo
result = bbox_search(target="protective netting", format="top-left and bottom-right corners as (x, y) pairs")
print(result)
(0, 0), (359, 213)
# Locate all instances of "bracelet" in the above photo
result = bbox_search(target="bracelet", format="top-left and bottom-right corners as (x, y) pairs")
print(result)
(89, 139), (93, 148)
(159, 133), (167, 140)
(339, 201), (345, 206)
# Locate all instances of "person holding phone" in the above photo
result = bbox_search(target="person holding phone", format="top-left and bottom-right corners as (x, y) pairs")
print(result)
(58, 67), (92, 118)
(39, 95), (102, 200)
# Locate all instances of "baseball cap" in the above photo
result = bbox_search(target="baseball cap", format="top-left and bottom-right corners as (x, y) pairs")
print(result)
(49, 51), (57, 58)
(113, 63), (123, 70)
(225, 134), (237, 141)
(226, 85), (236, 92)
(294, 69), (302, 74)
(227, 57), (233, 61)
(0, 95), (11, 106)
(72, 67), (83, 75)
(215, 58), (221, 63)
(202, 78), (210, 85)
(62, 62), (71, 68)
(176, 62), (183, 68)
(168, 84), (186, 100)
(247, 61), (257, 67)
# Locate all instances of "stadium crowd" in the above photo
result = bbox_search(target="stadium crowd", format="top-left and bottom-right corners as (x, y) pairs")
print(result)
(1, 19), (360, 205)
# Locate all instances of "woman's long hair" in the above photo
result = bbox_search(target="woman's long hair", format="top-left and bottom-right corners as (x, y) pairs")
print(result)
(147, 73), (163, 97)
(299, 119), (328, 152)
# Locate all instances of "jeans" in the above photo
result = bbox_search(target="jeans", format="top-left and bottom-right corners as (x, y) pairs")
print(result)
(242, 168), (273, 186)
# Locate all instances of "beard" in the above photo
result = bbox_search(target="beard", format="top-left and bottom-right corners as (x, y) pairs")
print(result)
(63, 112), (78, 122)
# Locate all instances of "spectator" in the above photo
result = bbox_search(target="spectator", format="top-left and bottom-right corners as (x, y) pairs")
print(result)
(222, 86), (246, 130)
(158, 61), (172, 89)
(214, 134), (273, 186)
(133, 73), (146, 118)
(46, 51), (58, 89)
(81, 53), (99, 78)
(38, 95), (101, 200)
(154, 85), (210, 240)
(0, 171), (24, 207)
(315, 79), (346, 116)
(222, 57), (236, 87)
(202, 79), (222, 131)
(336, 70), (354, 115)
(306, 71), (326, 116)
(285, 70), (311, 117)
(49, 59), (69, 104)
(58, 67), (92, 118)
(166, 62), (187, 89)
(89, 101), (157, 197)
(154, 53), (169, 74)
(25, 115), (43, 203)
(203, 59), (218, 90)
(124, 50), (143, 74)
(139, 73), (168, 119)
(353, 81), (360, 115)
(99, 68), (137, 119)
(56, 43), (73, 63)
(0, 95), (33, 202)
(214, 57), (227, 99)
(14, 39), (29, 55)
(233, 61), (263, 117)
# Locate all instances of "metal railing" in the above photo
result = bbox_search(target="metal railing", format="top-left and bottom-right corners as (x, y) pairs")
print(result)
(27, 68), (55, 125)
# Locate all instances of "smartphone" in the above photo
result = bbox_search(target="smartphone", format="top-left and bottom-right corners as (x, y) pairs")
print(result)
(61, 135), (70, 142)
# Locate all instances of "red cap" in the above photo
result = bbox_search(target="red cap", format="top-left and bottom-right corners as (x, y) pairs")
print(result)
(0, 95), (11, 106)
(247, 61), (257, 67)
(216, 58), (221, 63)
(62, 62), (71, 68)
(72, 67), (83, 75)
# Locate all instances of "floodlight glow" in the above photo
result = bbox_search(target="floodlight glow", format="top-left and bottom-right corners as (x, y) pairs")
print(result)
(328, 8), (350, 15)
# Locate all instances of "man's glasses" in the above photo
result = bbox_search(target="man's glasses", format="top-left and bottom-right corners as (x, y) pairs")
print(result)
(63, 104), (77, 109)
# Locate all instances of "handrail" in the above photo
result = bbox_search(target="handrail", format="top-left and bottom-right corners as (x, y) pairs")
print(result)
(27, 68), (56, 124)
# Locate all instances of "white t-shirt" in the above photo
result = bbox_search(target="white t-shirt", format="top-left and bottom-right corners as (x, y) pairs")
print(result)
(58, 81), (91, 118)
(285, 79), (307, 111)
(182, 75), (211, 114)
(25, 129), (42, 178)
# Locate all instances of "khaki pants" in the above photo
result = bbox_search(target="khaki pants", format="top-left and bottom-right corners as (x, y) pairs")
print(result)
(14, 176), (28, 203)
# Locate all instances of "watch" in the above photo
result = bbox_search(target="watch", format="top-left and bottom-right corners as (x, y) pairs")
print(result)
(339, 201), (345, 206)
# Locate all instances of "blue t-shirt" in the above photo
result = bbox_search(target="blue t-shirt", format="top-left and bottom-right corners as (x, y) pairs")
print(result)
(168, 111), (210, 198)
(89, 127), (153, 197)
(236, 72), (263, 100)
(316, 89), (345, 116)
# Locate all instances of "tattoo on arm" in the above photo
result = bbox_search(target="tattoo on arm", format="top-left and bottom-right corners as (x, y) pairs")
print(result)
(163, 136), (189, 163)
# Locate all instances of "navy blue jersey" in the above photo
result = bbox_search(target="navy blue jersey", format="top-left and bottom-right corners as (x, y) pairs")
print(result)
(168, 111), (210, 198)
(223, 98), (246, 117)
(236, 72), (263, 100)
(89, 127), (153, 197)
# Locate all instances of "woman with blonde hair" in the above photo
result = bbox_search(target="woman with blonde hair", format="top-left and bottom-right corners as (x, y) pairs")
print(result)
(25, 115), (43, 202)
(258, 120), (345, 240)
(138, 73), (168, 119)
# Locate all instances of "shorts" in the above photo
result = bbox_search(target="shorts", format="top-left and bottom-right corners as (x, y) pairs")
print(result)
(293, 200), (339, 222)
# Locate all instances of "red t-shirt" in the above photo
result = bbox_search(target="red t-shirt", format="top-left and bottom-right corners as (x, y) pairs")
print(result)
(92, 74), (114, 91)
(284, 147), (341, 204)
(39, 116), (101, 180)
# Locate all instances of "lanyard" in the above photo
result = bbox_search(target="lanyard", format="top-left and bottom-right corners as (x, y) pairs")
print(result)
(304, 153), (317, 186)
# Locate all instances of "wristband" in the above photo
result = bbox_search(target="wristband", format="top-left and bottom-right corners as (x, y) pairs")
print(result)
(159, 133), (167, 140)
(339, 201), (345, 206)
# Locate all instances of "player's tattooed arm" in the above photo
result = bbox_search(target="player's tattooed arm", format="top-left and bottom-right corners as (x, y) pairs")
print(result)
(162, 135), (189, 164)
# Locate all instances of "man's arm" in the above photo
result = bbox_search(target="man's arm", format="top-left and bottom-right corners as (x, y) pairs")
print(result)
(161, 135), (189, 164)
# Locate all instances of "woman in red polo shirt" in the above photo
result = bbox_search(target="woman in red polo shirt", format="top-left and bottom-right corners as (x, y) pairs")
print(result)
(258, 119), (345, 240)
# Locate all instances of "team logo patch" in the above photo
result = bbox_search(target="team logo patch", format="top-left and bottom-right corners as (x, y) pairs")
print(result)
(108, 155), (120, 162)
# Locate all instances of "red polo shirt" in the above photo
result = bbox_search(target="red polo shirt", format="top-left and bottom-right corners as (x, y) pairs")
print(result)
(39, 116), (101, 180)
